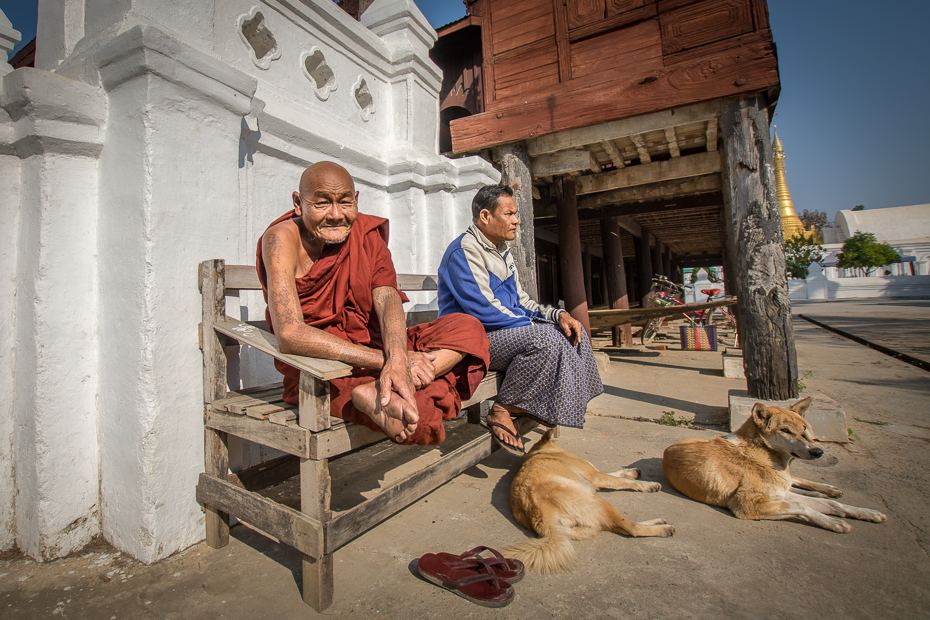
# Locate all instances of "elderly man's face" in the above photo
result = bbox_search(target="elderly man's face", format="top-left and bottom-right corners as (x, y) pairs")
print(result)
(479, 194), (519, 246)
(294, 165), (358, 246)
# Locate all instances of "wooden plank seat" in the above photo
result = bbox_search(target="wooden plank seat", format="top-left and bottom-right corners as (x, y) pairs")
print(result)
(196, 259), (530, 611)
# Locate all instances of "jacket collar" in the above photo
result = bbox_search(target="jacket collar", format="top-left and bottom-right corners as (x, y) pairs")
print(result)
(468, 223), (509, 254)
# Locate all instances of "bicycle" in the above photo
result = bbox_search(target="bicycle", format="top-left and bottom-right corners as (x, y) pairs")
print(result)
(641, 276), (738, 345)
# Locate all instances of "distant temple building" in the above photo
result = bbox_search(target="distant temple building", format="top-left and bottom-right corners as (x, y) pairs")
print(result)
(773, 129), (821, 243)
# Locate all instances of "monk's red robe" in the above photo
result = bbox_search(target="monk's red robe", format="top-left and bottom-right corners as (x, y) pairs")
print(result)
(257, 210), (489, 445)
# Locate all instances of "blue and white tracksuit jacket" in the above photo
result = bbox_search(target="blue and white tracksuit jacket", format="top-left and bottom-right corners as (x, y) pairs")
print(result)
(437, 225), (563, 331)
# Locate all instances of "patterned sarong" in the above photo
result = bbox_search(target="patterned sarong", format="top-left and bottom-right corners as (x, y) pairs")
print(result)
(488, 319), (603, 428)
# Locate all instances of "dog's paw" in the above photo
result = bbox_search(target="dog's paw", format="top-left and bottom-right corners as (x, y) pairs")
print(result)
(641, 481), (661, 493)
(823, 485), (843, 498)
(636, 519), (675, 538)
(864, 510), (887, 523)
(827, 518), (852, 533)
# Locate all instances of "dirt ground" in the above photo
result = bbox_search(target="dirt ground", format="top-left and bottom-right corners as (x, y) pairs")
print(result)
(3, 298), (929, 619)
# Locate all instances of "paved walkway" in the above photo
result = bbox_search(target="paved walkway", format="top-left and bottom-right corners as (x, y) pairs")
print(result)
(3, 299), (929, 619)
(793, 297), (930, 366)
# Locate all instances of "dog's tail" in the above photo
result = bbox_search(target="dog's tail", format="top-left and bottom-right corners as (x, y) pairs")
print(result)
(502, 527), (575, 574)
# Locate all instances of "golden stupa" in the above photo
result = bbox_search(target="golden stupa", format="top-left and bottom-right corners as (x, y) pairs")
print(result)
(773, 129), (822, 243)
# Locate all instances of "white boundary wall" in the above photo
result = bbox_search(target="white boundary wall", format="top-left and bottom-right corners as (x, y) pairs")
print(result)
(0, 0), (499, 563)
(789, 259), (930, 301)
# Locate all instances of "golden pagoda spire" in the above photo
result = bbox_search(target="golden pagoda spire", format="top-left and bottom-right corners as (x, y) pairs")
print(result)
(772, 127), (808, 241)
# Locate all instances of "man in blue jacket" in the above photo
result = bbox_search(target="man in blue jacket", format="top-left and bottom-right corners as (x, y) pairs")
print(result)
(438, 185), (603, 454)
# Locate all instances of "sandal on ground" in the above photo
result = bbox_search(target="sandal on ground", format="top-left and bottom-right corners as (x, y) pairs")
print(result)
(480, 421), (526, 456)
(417, 552), (515, 607)
(435, 546), (525, 584)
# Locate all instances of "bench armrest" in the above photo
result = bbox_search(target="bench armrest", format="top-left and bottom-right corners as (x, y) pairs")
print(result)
(213, 316), (353, 381)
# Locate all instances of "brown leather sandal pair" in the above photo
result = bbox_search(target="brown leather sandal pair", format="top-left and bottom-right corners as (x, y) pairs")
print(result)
(417, 546), (525, 608)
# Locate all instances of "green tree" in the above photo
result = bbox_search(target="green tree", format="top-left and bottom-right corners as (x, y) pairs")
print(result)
(852, 204), (865, 211)
(784, 233), (825, 279)
(799, 209), (832, 230)
(836, 231), (901, 276)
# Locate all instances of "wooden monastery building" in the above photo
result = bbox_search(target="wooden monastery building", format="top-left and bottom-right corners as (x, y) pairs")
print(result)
(431, 0), (798, 400)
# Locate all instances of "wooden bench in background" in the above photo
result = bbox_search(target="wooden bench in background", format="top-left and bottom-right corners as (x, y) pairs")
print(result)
(196, 260), (535, 611)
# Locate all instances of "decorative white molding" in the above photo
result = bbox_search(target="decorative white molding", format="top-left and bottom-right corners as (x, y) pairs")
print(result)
(97, 25), (256, 115)
(0, 68), (107, 157)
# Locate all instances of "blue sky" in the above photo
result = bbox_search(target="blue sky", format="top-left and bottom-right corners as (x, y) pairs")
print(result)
(3, 0), (927, 221)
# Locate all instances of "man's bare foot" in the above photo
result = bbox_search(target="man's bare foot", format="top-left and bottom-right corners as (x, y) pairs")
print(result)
(351, 382), (418, 442)
(487, 402), (523, 451)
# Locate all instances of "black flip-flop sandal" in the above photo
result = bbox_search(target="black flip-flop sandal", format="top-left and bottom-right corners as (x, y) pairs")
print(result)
(480, 421), (526, 456)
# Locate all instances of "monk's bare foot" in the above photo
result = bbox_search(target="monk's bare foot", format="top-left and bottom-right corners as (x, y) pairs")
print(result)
(351, 382), (418, 442)
(486, 402), (523, 451)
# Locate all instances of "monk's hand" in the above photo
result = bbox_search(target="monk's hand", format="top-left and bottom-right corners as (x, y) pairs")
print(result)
(558, 311), (583, 346)
(379, 353), (419, 440)
(407, 351), (437, 389)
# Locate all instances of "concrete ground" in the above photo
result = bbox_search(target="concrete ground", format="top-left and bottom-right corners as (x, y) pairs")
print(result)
(3, 298), (929, 619)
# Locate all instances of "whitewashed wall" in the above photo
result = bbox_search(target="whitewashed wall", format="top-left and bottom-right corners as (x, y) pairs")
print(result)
(0, 17), (20, 552)
(789, 262), (930, 301)
(0, 0), (499, 563)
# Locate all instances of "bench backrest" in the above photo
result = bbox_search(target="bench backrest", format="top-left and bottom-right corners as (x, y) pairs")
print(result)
(218, 264), (440, 327)
(219, 264), (438, 293)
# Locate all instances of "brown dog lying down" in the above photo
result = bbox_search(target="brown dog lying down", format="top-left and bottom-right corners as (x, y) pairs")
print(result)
(663, 398), (887, 533)
(504, 428), (674, 573)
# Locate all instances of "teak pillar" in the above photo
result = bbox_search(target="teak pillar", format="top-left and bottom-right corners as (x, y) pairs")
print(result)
(636, 229), (654, 304)
(582, 243), (593, 307)
(720, 95), (798, 400)
(600, 217), (633, 346)
(493, 142), (538, 299)
(651, 240), (665, 280)
(557, 177), (591, 334)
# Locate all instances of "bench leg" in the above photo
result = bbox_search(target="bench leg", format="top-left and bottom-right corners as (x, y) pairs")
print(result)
(301, 457), (334, 611)
(204, 427), (230, 548)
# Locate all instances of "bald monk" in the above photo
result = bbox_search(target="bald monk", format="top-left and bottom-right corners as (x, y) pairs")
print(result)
(257, 162), (489, 445)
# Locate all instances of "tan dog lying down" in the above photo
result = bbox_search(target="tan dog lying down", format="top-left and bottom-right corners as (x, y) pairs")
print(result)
(505, 428), (674, 573)
(663, 398), (887, 532)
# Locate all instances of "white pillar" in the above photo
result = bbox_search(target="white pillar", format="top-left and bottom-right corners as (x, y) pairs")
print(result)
(0, 68), (107, 560)
(362, 0), (441, 153)
(36, 0), (86, 70)
(0, 71), (20, 552)
(0, 8), (20, 76)
(93, 25), (256, 563)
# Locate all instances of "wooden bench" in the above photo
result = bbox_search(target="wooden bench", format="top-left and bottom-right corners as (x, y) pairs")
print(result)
(195, 259), (535, 611)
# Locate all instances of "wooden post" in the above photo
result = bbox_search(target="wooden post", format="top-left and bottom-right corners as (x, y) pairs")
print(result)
(582, 243), (593, 307)
(299, 372), (332, 432)
(636, 229), (653, 304)
(557, 177), (591, 334)
(600, 217), (633, 346)
(493, 142), (538, 299)
(651, 240), (664, 281)
(199, 260), (229, 549)
(625, 261), (636, 306)
(301, 457), (334, 611)
(720, 95), (798, 400)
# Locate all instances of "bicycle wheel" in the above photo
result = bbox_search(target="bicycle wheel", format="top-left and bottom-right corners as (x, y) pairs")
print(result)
(702, 307), (718, 327)
(641, 318), (661, 345)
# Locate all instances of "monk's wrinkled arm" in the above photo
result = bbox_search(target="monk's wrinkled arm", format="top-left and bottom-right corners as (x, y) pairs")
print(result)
(262, 227), (383, 368)
(371, 286), (418, 412)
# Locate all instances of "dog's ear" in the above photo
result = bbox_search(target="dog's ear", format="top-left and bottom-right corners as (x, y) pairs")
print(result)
(790, 397), (813, 418)
(751, 403), (772, 429)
